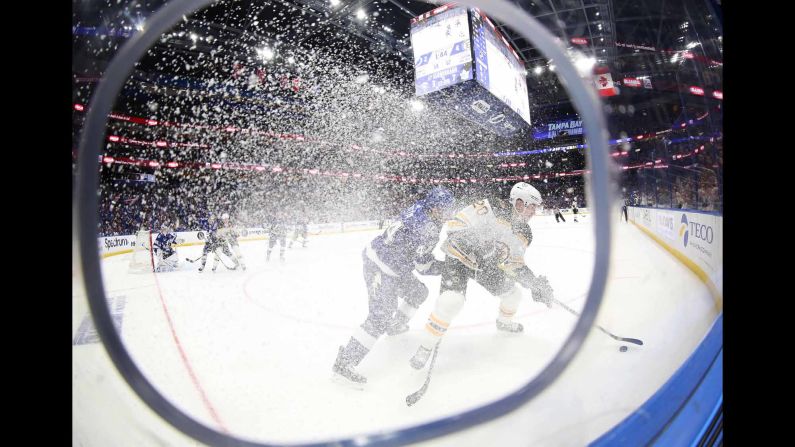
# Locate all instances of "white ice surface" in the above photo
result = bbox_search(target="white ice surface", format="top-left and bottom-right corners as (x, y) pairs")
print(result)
(73, 215), (719, 446)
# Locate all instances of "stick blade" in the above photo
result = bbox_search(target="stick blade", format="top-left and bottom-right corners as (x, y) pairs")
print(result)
(620, 337), (644, 345)
(406, 389), (424, 407)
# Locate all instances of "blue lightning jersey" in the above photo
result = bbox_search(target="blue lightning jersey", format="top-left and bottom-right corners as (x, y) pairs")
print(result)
(155, 233), (177, 252)
(366, 202), (443, 277)
(199, 217), (219, 234)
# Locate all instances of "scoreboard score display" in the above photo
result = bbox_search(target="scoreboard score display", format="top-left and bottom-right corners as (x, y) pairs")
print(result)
(410, 6), (473, 96)
(410, 4), (531, 137)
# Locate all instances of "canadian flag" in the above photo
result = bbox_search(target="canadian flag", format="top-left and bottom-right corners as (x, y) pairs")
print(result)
(594, 72), (618, 97)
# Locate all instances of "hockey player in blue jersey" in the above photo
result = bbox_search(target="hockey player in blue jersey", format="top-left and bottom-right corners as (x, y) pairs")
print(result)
(332, 187), (456, 384)
(153, 224), (183, 272)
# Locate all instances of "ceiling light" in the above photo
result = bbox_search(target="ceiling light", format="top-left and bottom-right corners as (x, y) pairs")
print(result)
(534, 66), (544, 75)
(257, 47), (275, 61)
(356, 9), (366, 20)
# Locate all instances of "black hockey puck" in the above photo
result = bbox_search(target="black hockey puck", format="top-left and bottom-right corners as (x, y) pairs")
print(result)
(619, 346), (628, 352)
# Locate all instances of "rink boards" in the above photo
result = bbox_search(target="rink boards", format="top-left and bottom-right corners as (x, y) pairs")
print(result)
(627, 206), (722, 310)
(98, 220), (390, 258)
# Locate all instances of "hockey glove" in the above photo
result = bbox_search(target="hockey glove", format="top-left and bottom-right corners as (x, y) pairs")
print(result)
(415, 258), (444, 276)
(529, 275), (554, 308)
(442, 232), (495, 271)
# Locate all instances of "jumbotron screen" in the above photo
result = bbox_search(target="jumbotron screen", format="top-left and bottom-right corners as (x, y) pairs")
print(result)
(470, 8), (531, 125)
(410, 6), (473, 96)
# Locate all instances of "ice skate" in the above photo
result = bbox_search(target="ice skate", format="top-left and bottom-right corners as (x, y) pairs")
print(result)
(332, 346), (367, 384)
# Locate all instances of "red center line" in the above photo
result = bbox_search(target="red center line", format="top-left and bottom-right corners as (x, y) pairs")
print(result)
(150, 270), (229, 434)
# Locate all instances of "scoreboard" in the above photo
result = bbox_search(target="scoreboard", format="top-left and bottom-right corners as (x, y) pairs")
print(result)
(410, 4), (531, 137)
(411, 6), (473, 96)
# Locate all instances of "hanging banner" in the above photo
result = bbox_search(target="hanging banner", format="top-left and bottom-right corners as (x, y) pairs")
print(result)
(532, 117), (583, 140)
(623, 77), (642, 88)
(594, 72), (618, 96)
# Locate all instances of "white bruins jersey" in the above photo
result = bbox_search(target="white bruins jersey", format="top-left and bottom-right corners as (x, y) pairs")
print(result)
(445, 198), (532, 275)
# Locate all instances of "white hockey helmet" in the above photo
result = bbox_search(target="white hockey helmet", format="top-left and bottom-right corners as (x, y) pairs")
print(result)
(221, 212), (230, 220)
(510, 182), (543, 208)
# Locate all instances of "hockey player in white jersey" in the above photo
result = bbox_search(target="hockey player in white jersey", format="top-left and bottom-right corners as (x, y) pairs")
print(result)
(408, 182), (555, 369)
(218, 213), (245, 270)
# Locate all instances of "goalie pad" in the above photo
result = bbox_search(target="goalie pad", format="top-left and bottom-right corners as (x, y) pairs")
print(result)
(154, 247), (179, 272)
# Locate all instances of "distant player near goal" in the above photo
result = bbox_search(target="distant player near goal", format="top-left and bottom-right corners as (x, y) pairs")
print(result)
(288, 215), (309, 249)
(572, 199), (579, 222)
(153, 224), (184, 272)
(218, 213), (245, 270)
(197, 215), (239, 272)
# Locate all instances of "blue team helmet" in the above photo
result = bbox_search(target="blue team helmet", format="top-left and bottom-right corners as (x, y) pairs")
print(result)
(423, 186), (455, 214)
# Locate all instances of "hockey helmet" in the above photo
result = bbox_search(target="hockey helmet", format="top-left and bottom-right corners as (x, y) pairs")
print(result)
(423, 187), (455, 212)
(510, 182), (543, 208)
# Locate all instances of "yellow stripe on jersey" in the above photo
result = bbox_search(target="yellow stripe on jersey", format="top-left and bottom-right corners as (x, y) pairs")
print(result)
(425, 323), (444, 337)
(447, 217), (469, 229)
(444, 244), (478, 270)
(455, 212), (472, 227)
(429, 313), (450, 328)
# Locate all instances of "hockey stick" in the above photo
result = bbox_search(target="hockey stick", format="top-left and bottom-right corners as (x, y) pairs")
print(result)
(552, 297), (644, 346)
(406, 340), (442, 407)
(214, 252), (236, 270)
(185, 255), (203, 263)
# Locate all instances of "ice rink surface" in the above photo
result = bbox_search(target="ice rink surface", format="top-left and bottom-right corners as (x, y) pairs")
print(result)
(73, 215), (719, 446)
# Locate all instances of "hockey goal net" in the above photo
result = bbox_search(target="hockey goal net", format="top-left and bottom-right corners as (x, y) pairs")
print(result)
(128, 229), (155, 273)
